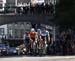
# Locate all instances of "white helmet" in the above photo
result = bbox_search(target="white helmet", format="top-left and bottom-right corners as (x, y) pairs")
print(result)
(31, 28), (35, 32)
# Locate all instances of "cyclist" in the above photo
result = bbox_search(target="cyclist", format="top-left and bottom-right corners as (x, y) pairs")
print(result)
(29, 28), (38, 55)
(40, 28), (50, 55)
(40, 28), (50, 44)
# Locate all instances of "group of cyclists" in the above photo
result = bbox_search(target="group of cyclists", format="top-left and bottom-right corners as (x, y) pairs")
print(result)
(1, 27), (75, 56)
(23, 27), (75, 56)
(23, 28), (53, 55)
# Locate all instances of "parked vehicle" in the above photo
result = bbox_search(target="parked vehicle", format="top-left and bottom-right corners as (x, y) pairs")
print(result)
(0, 43), (8, 56)
(8, 47), (17, 55)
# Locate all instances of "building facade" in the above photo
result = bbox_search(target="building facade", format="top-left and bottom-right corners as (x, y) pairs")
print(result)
(0, 22), (32, 39)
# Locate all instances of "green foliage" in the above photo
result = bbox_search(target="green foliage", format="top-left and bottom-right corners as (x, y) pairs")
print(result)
(55, 0), (75, 28)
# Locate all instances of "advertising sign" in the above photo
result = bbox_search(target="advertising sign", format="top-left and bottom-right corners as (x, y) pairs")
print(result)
(0, 0), (6, 11)
(36, 0), (44, 3)
(31, 0), (44, 4)
(3, 0), (6, 3)
(0, 0), (6, 3)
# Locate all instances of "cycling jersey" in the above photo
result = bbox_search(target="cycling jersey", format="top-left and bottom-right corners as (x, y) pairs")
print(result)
(29, 32), (37, 38)
(41, 31), (49, 36)
(41, 30), (49, 42)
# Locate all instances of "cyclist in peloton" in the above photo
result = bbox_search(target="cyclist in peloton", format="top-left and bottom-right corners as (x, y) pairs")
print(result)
(29, 28), (38, 55)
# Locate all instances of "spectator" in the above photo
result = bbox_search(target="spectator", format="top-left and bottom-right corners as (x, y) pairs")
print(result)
(16, 7), (22, 14)
(44, 3), (49, 14)
(23, 6), (29, 14)
(49, 2), (54, 14)
(30, 3), (36, 14)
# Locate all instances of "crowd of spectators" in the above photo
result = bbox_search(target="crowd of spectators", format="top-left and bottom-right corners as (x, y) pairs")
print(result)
(16, 2), (54, 15)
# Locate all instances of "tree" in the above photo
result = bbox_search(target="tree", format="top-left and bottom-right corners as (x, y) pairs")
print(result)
(55, 0), (75, 29)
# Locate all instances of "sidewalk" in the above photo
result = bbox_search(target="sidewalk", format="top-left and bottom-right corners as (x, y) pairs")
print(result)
(1, 56), (75, 59)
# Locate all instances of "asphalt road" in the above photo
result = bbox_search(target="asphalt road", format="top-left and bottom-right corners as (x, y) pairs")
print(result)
(0, 56), (75, 61)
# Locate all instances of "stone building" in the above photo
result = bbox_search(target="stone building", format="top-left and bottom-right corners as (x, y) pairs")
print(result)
(0, 22), (32, 39)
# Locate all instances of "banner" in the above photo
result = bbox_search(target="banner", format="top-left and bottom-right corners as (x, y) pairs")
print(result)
(31, 0), (44, 4)
(37, 0), (44, 3)
(36, 0), (44, 3)
(3, 0), (6, 3)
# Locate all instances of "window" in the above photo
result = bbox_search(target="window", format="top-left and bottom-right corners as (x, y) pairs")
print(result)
(0, 28), (4, 35)
(21, 22), (24, 25)
(14, 29), (19, 38)
(8, 29), (12, 35)
(20, 29), (24, 38)
(0, 4), (3, 9)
